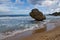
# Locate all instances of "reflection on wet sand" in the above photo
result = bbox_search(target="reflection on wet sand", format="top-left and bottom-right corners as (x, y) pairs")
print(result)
(21, 20), (60, 40)
(32, 22), (57, 34)
(3, 19), (60, 40)
(33, 27), (46, 34)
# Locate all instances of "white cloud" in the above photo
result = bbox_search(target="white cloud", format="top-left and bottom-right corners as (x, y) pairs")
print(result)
(12, 9), (31, 15)
(0, 0), (60, 15)
(0, 0), (26, 15)
(0, 0), (10, 2)
(58, 3), (60, 7)
(27, 0), (44, 5)
(54, 8), (60, 12)
(27, 0), (60, 14)
(0, 0), (11, 4)
(34, 4), (41, 8)
(15, 0), (24, 5)
(25, 7), (31, 10)
(42, 1), (55, 6)
(0, 5), (10, 12)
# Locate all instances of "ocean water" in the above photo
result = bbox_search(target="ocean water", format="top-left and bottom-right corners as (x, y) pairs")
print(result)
(0, 16), (60, 33)
(0, 16), (33, 33)
(0, 15), (60, 39)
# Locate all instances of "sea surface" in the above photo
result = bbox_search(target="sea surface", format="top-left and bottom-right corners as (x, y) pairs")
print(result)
(0, 15), (60, 39)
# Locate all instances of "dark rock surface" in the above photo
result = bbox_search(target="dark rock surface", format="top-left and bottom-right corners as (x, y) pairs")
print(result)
(30, 9), (46, 21)
(49, 12), (60, 16)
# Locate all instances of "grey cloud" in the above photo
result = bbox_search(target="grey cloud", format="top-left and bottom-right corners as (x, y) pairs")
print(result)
(27, 0), (44, 5)
(27, 0), (60, 6)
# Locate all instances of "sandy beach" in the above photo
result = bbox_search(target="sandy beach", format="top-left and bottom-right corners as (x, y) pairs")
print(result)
(22, 27), (60, 40)
(3, 19), (60, 40)
(22, 19), (60, 40)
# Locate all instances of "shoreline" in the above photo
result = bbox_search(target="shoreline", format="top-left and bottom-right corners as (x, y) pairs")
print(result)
(21, 27), (60, 40)
(2, 19), (60, 40)
(2, 20), (50, 40)
(21, 19), (60, 40)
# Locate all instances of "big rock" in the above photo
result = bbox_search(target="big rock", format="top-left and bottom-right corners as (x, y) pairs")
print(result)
(30, 9), (46, 21)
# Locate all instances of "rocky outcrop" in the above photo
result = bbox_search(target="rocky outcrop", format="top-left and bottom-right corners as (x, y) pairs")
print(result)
(30, 9), (46, 21)
(49, 12), (60, 16)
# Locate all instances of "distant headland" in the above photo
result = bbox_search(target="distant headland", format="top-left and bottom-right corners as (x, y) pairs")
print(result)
(48, 12), (60, 16)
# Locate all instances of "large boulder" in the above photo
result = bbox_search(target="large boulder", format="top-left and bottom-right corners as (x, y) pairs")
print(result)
(30, 9), (46, 21)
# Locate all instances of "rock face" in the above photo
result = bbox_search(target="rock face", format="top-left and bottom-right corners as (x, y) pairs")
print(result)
(30, 9), (46, 21)
(49, 12), (60, 16)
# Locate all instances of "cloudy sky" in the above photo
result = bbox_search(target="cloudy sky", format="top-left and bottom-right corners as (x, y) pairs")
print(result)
(0, 0), (60, 15)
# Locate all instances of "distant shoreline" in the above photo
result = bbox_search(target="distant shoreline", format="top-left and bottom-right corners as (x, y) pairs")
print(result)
(0, 15), (29, 17)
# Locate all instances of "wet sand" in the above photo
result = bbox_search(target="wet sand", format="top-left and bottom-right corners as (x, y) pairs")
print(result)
(22, 27), (60, 40)
(21, 19), (60, 40)
(3, 19), (60, 40)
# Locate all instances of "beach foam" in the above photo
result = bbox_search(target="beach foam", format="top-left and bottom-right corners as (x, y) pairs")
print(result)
(0, 20), (49, 40)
